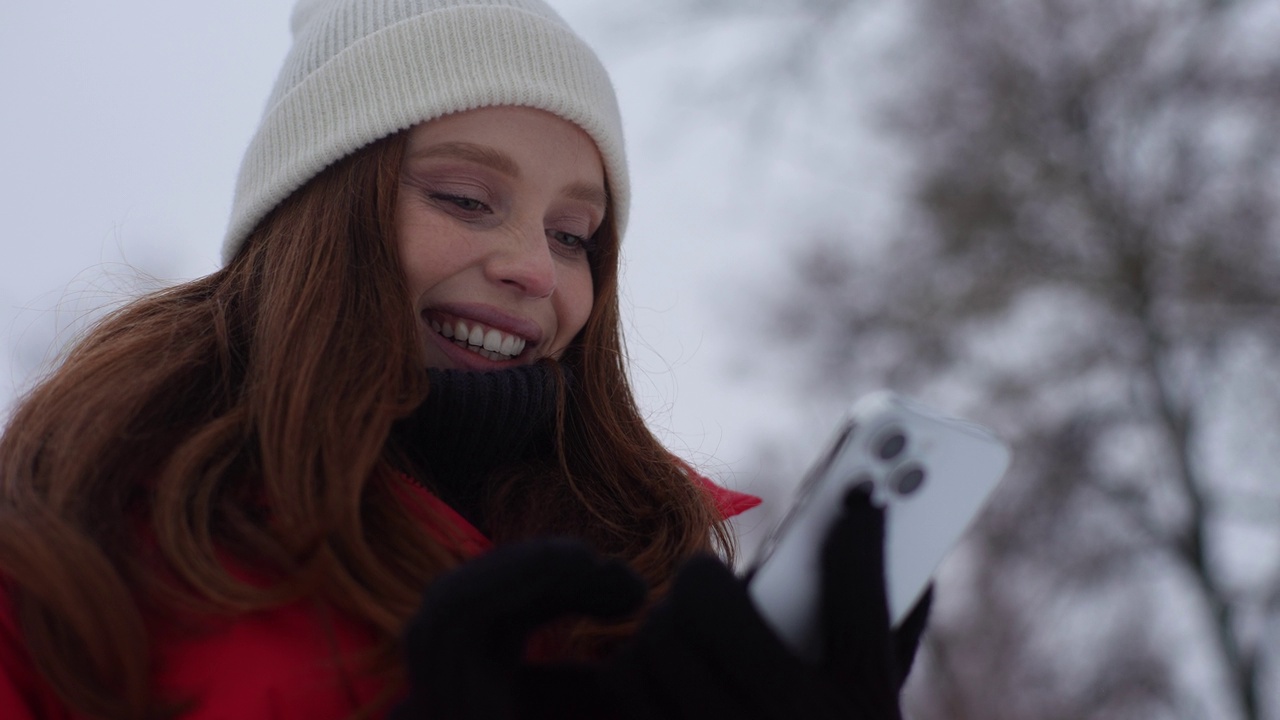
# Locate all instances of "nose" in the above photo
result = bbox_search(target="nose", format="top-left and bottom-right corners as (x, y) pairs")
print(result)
(484, 224), (557, 298)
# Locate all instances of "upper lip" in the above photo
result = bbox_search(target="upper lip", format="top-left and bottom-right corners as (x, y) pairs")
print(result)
(422, 302), (545, 347)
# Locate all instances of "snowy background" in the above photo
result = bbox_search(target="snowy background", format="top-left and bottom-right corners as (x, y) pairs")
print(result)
(6, 3), (1280, 717)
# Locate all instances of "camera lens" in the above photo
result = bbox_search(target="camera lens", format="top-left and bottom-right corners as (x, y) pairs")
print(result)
(876, 429), (907, 460)
(890, 465), (926, 496)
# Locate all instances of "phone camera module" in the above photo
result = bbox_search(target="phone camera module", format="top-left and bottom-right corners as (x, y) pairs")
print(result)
(876, 429), (907, 460)
(890, 464), (927, 496)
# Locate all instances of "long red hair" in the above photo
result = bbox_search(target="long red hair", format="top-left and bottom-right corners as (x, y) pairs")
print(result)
(0, 129), (734, 718)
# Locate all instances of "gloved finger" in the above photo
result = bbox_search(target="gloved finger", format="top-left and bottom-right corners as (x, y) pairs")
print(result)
(818, 485), (896, 707)
(892, 583), (933, 684)
(407, 538), (645, 654)
(403, 538), (646, 719)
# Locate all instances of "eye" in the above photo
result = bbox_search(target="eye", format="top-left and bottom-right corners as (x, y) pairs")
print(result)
(549, 230), (597, 257)
(431, 193), (490, 215)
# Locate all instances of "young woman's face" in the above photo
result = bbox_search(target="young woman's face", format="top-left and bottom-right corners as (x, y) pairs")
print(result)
(395, 106), (605, 370)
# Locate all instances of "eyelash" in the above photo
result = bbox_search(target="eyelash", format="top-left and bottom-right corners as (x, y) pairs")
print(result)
(431, 192), (598, 257)
(432, 193), (489, 215)
(550, 230), (597, 257)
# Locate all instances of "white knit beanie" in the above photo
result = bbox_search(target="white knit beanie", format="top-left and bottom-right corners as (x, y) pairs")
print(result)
(221, 0), (628, 264)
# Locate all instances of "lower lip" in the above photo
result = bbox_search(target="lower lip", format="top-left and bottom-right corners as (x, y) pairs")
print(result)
(423, 322), (528, 371)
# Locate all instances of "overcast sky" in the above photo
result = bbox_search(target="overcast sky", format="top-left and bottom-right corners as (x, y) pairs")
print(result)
(0, 2), (912, 548)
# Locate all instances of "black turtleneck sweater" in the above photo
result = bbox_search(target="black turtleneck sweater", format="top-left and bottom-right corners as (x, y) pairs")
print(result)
(389, 362), (568, 530)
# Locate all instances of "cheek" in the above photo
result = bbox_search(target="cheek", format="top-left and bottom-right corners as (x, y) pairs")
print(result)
(393, 208), (426, 289)
(395, 215), (459, 296)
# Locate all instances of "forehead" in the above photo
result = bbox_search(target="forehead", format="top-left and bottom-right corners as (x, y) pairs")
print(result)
(404, 106), (600, 160)
(403, 106), (609, 213)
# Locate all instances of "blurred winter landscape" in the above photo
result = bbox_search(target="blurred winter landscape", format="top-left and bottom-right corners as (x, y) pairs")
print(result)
(3, 1), (1280, 717)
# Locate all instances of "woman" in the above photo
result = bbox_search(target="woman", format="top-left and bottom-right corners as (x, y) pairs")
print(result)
(0, 1), (926, 718)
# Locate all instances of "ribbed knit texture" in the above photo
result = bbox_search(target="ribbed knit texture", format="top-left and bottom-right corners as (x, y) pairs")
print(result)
(390, 363), (566, 527)
(223, 0), (628, 262)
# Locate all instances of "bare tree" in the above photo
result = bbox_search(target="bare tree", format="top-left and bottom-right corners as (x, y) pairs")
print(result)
(671, 0), (1280, 717)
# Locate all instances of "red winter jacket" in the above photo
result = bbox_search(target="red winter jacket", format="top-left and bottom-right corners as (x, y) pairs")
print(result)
(0, 475), (760, 720)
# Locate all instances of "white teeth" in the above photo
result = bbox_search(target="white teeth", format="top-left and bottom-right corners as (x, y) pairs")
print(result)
(431, 316), (527, 358)
(483, 329), (503, 351)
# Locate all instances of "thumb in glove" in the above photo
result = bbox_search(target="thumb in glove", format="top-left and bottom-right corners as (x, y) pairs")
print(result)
(819, 486), (933, 716)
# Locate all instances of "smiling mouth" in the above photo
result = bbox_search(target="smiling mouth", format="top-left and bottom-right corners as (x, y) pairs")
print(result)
(428, 316), (529, 361)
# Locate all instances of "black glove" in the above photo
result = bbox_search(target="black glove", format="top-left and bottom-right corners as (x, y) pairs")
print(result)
(389, 538), (645, 720)
(603, 487), (930, 719)
(392, 489), (930, 720)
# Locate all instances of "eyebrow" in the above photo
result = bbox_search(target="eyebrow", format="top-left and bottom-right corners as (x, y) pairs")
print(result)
(408, 141), (521, 176)
(407, 141), (609, 210)
(563, 181), (609, 210)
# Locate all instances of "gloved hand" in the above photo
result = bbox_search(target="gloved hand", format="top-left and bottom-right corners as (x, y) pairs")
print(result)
(388, 538), (644, 720)
(605, 487), (930, 719)
(391, 488), (930, 720)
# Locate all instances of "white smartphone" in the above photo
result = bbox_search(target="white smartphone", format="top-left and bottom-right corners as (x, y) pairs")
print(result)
(746, 391), (1011, 663)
